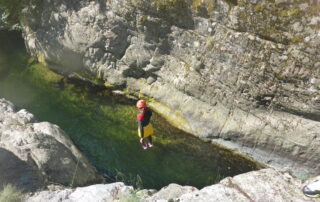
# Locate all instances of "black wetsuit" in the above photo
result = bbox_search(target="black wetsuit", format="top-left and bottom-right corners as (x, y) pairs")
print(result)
(137, 107), (152, 140)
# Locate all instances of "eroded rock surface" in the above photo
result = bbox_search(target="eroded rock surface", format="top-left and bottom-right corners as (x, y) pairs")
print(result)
(24, 168), (317, 202)
(0, 98), (102, 191)
(19, 0), (320, 177)
(25, 183), (133, 202)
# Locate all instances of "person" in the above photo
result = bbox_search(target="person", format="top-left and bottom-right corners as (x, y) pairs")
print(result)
(303, 177), (320, 198)
(136, 99), (153, 149)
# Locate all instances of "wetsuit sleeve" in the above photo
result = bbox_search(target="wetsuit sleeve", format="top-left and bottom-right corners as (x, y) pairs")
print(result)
(137, 114), (144, 138)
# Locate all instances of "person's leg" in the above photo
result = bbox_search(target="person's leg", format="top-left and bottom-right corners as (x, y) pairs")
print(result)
(147, 136), (153, 147)
(140, 138), (147, 149)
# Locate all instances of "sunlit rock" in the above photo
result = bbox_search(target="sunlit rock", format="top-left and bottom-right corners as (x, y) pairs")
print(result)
(0, 98), (102, 190)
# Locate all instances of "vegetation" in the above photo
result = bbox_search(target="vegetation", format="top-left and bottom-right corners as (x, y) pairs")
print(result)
(0, 184), (23, 202)
(0, 0), (41, 28)
(192, 0), (215, 14)
(119, 189), (141, 202)
(154, 0), (181, 10)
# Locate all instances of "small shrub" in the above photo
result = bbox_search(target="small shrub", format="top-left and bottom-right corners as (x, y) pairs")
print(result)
(119, 189), (141, 202)
(0, 184), (23, 202)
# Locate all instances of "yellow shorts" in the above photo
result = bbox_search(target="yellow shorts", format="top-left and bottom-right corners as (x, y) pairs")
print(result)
(138, 124), (153, 138)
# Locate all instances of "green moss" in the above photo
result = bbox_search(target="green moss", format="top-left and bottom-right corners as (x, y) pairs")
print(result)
(192, 0), (215, 13)
(263, 28), (285, 42)
(238, 11), (249, 26)
(237, 0), (246, 7)
(287, 7), (299, 16)
(290, 34), (305, 43)
(37, 53), (47, 66)
(264, 28), (280, 35)
(224, 0), (237, 6)
(254, 4), (264, 12)
(123, 86), (133, 95)
(147, 99), (192, 134)
(274, 1), (284, 6)
(28, 63), (63, 83)
(155, 0), (180, 10)
(74, 71), (105, 86)
(138, 15), (148, 24)
(278, 7), (299, 17)
(205, 37), (215, 51)
(104, 81), (114, 88)
(191, 0), (202, 10)
(0, 184), (23, 202)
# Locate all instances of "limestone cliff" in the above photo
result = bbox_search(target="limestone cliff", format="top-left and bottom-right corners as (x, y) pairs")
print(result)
(14, 0), (320, 178)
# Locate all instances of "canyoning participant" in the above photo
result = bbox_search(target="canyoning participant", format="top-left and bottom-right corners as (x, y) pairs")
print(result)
(136, 99), (153, 149)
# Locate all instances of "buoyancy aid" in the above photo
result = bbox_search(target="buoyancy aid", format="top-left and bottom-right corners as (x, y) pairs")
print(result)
(137, 108), (153, 138)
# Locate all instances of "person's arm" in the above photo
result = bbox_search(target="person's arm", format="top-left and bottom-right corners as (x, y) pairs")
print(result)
(137, 120), (144, 138)
(137, 113), (144, 138)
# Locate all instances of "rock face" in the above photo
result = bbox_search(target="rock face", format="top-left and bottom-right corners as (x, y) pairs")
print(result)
(20, 0), (320, 178)
(24, 183), (133, 202)
(24, 168), (318, 202)
(0, 98), (101, 191)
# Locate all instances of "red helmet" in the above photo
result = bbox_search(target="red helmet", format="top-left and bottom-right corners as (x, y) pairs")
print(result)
(136, 100), (146, 109)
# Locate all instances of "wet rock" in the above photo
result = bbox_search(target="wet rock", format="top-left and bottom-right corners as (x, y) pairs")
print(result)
(0, 98), (102, 190)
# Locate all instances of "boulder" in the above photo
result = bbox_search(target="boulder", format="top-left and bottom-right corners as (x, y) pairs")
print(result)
(0, 98), (102, 191)
(176, 169), (317, 202)
(140, 183), (198, 201)
(25, 168), (317, 202)
(25, 183), (132, 202)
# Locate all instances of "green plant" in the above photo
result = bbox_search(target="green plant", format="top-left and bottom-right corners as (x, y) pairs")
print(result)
(114, 170), (144, 190)
(0, 184), (23, 202)
(135, 175), (143, 190)
(69, 158), (80, 187)
(0, 0), (41, 28)
(119, 189), (141, 202)
(154, 0), (182, 10)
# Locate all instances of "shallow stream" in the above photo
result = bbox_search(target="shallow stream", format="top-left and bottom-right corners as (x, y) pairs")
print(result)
(0, 31), (263, 190)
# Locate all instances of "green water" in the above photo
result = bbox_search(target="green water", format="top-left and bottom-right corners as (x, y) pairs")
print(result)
(0, 31), (263, 190)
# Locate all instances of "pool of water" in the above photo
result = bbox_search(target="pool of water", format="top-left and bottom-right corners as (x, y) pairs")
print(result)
(0, 31), (263, 190)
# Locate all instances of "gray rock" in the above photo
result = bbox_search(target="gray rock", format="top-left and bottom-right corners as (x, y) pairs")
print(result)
(146, 76), (156, 84)
(0, 98), (102, 191)
(176, 169), (317, 202)
(146, 184), (198, 201)
(25, 169), (318, 202)
(25, 183), (133, 202)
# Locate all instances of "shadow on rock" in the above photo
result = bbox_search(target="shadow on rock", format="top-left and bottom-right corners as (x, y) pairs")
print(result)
(0, 148), (44, 192)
